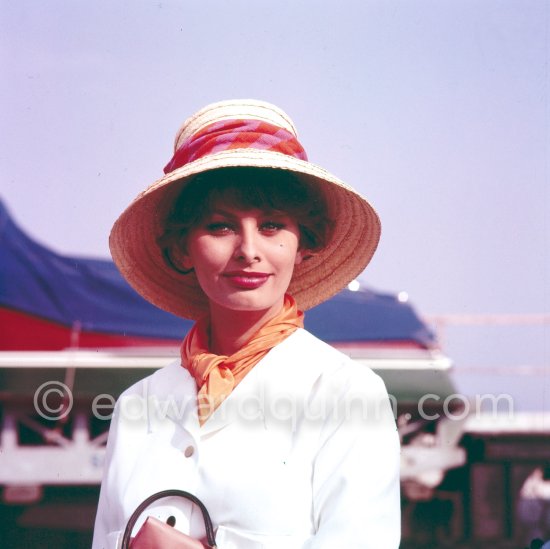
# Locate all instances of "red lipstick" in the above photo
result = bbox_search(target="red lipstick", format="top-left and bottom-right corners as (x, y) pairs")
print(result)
(223, 271), (271, 289)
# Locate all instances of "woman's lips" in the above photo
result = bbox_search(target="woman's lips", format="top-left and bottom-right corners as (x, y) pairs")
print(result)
(223, 272), (271, 289)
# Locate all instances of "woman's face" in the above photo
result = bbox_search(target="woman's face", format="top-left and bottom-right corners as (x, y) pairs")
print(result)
(180, 204), (304, 317)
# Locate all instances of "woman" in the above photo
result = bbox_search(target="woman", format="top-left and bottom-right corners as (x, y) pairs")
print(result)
(93, 99), (400, 548)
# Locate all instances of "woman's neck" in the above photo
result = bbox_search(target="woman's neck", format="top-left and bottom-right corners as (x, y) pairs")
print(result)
(208, 300), (284, 356)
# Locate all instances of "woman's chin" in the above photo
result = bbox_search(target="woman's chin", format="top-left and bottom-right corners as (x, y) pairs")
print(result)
(209, 293), (286, 316)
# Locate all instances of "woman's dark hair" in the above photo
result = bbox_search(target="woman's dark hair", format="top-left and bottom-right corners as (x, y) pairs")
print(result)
(159, 167), (332, 268)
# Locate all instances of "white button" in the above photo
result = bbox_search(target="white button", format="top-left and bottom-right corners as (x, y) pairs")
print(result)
(184, 446), (195, 458)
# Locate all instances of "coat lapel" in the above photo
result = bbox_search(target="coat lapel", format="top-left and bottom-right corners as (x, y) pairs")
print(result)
(199, 329), (326, 436)
(145, 330), (327, 438)
(145, 359), (201, 438)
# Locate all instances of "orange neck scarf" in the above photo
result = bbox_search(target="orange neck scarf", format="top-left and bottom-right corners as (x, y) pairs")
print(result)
(180, 294), (304, 425)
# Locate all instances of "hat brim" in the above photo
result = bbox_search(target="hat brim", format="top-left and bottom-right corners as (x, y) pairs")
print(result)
(109, 148), (381, 320)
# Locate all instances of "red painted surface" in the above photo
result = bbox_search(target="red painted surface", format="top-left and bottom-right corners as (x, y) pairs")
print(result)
(0, 308), (179, 350)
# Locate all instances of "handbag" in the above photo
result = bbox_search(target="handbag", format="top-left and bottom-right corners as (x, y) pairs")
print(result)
(121, 489), (217, 548)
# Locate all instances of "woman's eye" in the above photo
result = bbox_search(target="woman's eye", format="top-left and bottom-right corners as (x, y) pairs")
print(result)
(260, 221), (284, 233)
(205, 222), (233, 234)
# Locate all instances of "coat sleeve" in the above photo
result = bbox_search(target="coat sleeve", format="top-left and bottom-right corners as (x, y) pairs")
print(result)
(303, 364), (401, 549)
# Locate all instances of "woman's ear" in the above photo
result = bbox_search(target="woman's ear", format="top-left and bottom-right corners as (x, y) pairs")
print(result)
(176, 248), (194, 271)
(164, 245), (195, 274)
(296, 245), (318, 264)
(295, 249), (309, 265)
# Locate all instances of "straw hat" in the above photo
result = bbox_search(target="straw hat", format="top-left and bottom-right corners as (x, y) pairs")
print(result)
(110, 99), (381, 320)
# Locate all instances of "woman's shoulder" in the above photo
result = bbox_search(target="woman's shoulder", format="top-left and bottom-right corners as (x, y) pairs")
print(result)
(274, 328), (384, 387)
(263, 329), (394, 430)
(281, 327), (348, 358)
(117, 358), (195, 400)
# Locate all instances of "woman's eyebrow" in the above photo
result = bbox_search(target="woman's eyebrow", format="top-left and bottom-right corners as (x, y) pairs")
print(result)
(208, 208), (290, 218)
(262, 209), (289, 217)
(208, 208), (236, 218)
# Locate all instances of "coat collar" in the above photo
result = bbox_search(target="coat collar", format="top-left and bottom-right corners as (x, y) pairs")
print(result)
(144, 329), (329, 437)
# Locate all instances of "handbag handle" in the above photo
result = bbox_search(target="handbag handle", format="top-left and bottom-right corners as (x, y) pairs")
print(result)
(121, 489), (217, 548)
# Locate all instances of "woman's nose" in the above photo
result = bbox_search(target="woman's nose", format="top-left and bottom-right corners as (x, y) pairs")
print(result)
(234, 225), (260, 262)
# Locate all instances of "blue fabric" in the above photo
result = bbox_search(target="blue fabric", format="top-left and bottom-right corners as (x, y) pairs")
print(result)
(0, 199), (435, 346)
(306, 286), (435, 345)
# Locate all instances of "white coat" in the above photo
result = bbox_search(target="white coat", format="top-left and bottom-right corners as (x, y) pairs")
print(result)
(92, 328), (401, 548)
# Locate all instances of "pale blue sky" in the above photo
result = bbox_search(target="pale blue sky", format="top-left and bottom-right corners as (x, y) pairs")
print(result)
(1, 0), (548, 410)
